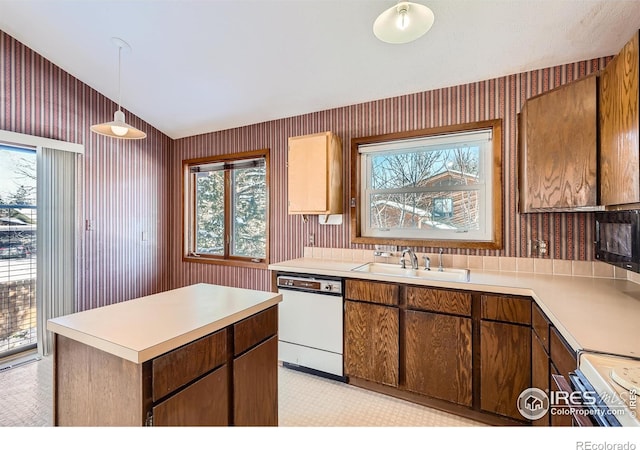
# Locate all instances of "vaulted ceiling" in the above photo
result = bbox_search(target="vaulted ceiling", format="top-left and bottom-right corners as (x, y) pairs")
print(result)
(1, 1), (639, 139)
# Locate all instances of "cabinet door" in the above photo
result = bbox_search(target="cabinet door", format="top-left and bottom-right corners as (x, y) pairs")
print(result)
(153, 365), (229, 426)
(288, 132), (342, 214)
(531, 330), (550, 426)
(520, 74), (598, 211)
(550, 365), (573, 427)
(344, 300), (399, 387)
(233, 335), (278, 426)
(404, 310), (472, 406)
(480, 321), (531, 420)
(600, 31), (639, 206)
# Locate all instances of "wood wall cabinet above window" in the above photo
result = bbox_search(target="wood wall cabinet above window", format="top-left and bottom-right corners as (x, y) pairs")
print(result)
(287, 131), (343, 215)
(600, 30), (639, 207)
(518, 73), (599, 212)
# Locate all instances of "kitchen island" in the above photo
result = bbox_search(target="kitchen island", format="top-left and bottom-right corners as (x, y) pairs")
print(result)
(47, 283), (281, 426)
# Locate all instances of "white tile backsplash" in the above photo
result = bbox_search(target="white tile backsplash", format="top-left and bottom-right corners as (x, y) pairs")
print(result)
(534, 258), (553, 274)
(593, 261), (615, 278)
(298, 247), (631, 282)
(483, 257), (500, 271)
(516, 258), (534, 273)
(499, 257), (517, 272)
(552, 259), (572, 276)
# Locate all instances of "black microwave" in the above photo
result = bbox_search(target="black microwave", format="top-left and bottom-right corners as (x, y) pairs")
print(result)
(594, 210), (640, 273)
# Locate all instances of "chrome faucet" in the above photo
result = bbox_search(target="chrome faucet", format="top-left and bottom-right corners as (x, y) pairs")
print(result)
(423, 256), (431, 271)
(438, 248), (444, 272)
(401, 248), (419, 270)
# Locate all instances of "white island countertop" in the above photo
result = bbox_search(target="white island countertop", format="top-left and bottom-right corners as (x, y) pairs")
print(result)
(47, 283), (281, 364)
(269, 258), (640, 359)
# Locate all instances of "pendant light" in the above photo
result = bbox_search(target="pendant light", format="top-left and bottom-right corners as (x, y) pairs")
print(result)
(373, 1), (435, 44)
(90, 37), (146, 140)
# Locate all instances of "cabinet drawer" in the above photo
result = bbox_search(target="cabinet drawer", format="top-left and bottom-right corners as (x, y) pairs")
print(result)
(345, 279), (399, 306)
(152, 329), (227, 402)
(234, 306), (278, 356)
(550, 327), (576, 379)
(532, 303), (550, 352)
(481, 295), (531, 325)
(153, 364), (229, 426)
(406, 286), (471, 316)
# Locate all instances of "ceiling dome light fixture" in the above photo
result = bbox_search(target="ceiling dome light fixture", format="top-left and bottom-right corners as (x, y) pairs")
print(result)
(91, 37), (146, 140)
(373, 1), (435, 44)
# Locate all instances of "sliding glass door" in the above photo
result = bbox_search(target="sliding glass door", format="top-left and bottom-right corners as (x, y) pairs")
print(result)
(0, 144), (37, 358)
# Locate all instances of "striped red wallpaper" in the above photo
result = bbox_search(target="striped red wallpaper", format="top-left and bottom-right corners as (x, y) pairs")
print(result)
(0, 31), (172, 311)
(0, 29), (614, 299)
(171, 57), (611, 291)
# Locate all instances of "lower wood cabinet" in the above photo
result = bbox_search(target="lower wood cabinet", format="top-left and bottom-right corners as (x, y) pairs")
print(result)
(531, 330), (551, 426)
(404, 310), (472, 406)
(480, 320), (531, 420)
(342, 278), (579, 426)
(530, 303), (578, 427)
(550, 365), (573, 426)
(234, 336), (278, 426)
(344, 299), (399, 387)
(153, 365), (229, 426)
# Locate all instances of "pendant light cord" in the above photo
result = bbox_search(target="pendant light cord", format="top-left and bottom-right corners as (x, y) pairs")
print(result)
(117, 45), (122, 112)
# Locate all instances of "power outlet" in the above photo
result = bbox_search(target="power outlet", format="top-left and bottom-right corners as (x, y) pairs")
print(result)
(308, 233), (315, 247)
(530, 239), (548, 257)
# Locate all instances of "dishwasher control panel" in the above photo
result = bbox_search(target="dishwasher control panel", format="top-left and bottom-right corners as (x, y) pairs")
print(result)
(277, 275), (342, 295)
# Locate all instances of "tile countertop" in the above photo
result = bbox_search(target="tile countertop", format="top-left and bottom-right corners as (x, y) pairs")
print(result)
(47, 283), (282, 364)
(269, 258), (640, 359)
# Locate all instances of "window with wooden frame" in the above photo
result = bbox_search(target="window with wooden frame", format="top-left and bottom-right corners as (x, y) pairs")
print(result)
(350, 120), (503, 250)
(183, 149), (269, 268)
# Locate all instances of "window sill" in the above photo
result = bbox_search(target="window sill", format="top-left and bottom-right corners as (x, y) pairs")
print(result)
(182, 255), (268, 270)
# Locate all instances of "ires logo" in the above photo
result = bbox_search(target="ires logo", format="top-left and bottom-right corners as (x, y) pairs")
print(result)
(517, 388), (597, 420)
(518, 387), (631, 421)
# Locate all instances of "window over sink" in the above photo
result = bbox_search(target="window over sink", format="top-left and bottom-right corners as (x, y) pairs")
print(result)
(182, 149), (270, 267)
(351, 119), (503, 249)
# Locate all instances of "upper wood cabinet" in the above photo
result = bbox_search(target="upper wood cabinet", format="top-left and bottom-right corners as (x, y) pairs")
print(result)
(600, 30), (640, 206)
(518, 74), (598, 212)
(287, 131), (343, 214)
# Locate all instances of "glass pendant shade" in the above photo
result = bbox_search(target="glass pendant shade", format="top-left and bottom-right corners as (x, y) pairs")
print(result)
(373, 2), (435, 44)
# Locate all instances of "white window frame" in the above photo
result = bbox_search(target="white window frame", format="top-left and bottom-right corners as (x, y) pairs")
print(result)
(350, 120), (503, 250)
(359, 129), (493, 242)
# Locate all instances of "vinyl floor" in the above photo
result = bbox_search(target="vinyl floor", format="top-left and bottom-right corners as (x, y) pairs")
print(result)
(0, 354), (483, 427)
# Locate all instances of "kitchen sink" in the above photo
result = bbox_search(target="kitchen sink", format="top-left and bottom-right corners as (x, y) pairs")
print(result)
(351, 262), (470, 282)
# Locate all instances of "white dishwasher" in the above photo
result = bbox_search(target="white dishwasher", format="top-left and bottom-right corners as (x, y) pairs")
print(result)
(276, 273), (344, 380)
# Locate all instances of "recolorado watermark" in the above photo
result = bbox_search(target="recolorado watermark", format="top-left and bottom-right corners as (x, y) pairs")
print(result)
(516, 387), (637, 421)
(576, 442), (636, 450)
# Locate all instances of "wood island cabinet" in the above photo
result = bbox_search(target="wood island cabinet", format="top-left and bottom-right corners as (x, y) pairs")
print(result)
(600, 30), (639, 206)
(344, 280), (399, 387)
(519, 74), (598, 212)
(287, 131), (343, 215)
(53, 305), (278, 427)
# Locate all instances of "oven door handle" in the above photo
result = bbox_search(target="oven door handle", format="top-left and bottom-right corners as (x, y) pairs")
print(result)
(551, 374), (594, 427)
